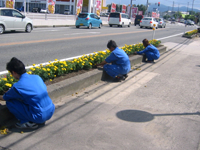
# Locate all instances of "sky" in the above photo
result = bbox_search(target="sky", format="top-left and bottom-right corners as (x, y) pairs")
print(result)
(106, 0), (200, 10)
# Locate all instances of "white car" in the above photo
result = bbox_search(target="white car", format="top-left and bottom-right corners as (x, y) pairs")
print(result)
(0, 8), (33, 34)
(40, 9), (49, 13)
(64, 9), (70, 15)
(140, 17), (158, 29)
(108, 12), (131, 27)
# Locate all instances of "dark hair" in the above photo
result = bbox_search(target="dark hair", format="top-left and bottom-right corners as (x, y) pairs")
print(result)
(107, 40), (118, 49)
(6, 57), (26, 75)
(142, 39), (150, 47)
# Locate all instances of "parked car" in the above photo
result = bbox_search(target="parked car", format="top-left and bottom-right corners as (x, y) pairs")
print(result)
(75, 13), (102, 29)
(140, 17), (158, 29)
(108, 12), (131, 27)
(134, 15), (143, 26)
(40, 9), (49, 13)
(64, 9), (70, 15)
(180, 19), (185, 23)
(157, 18), (166, 28)
(32, 7), (41, 13)
(0, 8), (33, 34)
(100, 13), (109, 17)
(171, 19), (176, 24)
(186, 20), (194, 25)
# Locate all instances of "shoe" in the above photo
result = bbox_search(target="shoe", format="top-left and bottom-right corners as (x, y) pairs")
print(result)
(114, 76), (125, 82)
(123, 74), (128, 79)
(114, 74), (129, 82)
(15, 122), (38, 129)
(146, 60), (154, 63)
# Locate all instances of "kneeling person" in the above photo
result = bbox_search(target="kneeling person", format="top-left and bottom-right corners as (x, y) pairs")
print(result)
(136, 39), (160, 63)
(97, 40), (131, 81)
(0, 57), (55, 129)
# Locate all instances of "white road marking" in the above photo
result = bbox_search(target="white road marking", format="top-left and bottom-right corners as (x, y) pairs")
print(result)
(66, 32), (100, 35)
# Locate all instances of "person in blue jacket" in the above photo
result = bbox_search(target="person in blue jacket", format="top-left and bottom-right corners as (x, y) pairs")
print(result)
(97, 40), (131, 81)
(0, 57), (55, 129)
(135, 39), (160, 63)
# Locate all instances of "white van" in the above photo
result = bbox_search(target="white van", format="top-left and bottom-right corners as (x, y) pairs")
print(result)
(108, 12), (131, 27)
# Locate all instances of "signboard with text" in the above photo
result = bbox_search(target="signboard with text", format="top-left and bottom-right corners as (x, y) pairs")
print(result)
(47, 0), (56, 14)
(96, 0), (102, 16)
(152, 12), (157, 18)
(122, 5), (126, 13)
(111, 3), (116, 12)
(5, 0), (14, 8)
(132, 7), (138, 18)
(138, 11), (143, 15)
(76, 0), (83, 16)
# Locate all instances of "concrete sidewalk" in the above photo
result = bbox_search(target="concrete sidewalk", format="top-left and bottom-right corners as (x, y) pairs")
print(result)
(0, 38), (200, 150)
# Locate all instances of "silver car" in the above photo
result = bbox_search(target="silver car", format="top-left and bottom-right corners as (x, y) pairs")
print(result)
(158, 18), (166, 28)
(0, 8), (33, 34)
(140, 17), (158, 29)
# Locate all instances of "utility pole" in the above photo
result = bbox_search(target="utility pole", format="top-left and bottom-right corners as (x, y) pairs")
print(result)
(187, 2), (189, 12)
(129, 0), (132, 19)
(172, 1), (174, 12)
(192, 0), (194, 12)
(146, 0), (149, 16)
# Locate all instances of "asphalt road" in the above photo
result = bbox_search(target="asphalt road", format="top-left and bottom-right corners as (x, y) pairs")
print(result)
(0, 22), (197, 72)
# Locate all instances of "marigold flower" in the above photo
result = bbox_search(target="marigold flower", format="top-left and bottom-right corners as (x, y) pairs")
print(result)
(2, 78), (7, 81)
(50, 79), (52, 81)
(5, 83), (12, 87)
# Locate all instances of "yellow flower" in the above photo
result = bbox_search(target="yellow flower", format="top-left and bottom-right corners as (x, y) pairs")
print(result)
(2, 78), (7, 81)
(28, 71), (32, 74)
(10, 79), (13, 82)
(48, 73), (50, 76)
(50, 79), (52, 81)
(61, 65), (63, 67)
(47, 68), (51, 72)
(5, 83), (12, 87)
(32, 64), (35, 66)
(55, 59), (58, 61)
(54, 75), (56, 77)
(10, 74), (12, 77)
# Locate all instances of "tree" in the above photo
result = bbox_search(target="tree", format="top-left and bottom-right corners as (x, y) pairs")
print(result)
(185, 15), (195, 21)
(163, 15), (171, 19)
(136, 4), (147, 15)
(173, 11), (182, 19)
(107, 4), (111, 12)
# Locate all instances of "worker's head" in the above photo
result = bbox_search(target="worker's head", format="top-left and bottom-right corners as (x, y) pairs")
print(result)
(6, 57), (26, 79)
(107, 40), (118, 51)
(142, 39), (150, 48)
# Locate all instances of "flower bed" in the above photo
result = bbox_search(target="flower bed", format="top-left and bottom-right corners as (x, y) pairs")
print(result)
(0, 39), (161, 95)
(183, 29), (198, 37)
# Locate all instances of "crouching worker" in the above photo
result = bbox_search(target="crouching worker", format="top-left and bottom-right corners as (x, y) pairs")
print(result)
(97, 40), (131, 82)
(135, 39), (160, 63)
(0, 57), (55, 129)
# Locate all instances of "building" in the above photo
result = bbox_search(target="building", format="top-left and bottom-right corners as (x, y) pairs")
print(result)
(0, 0), (107, 15)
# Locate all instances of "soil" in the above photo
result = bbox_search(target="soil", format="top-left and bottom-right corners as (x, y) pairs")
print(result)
(45, 68), (95, 86)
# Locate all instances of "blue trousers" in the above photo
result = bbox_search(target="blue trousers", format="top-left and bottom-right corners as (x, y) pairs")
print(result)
(6, 99), (54, 124)
(145, 52), (158, 61)
(104, 64), (129, 78)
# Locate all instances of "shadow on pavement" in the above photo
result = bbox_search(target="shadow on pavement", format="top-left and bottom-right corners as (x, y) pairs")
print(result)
(116, 109), (200, 123)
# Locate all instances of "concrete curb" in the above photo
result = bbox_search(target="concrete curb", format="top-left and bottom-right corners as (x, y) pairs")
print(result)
(0, 45), (167, 126)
